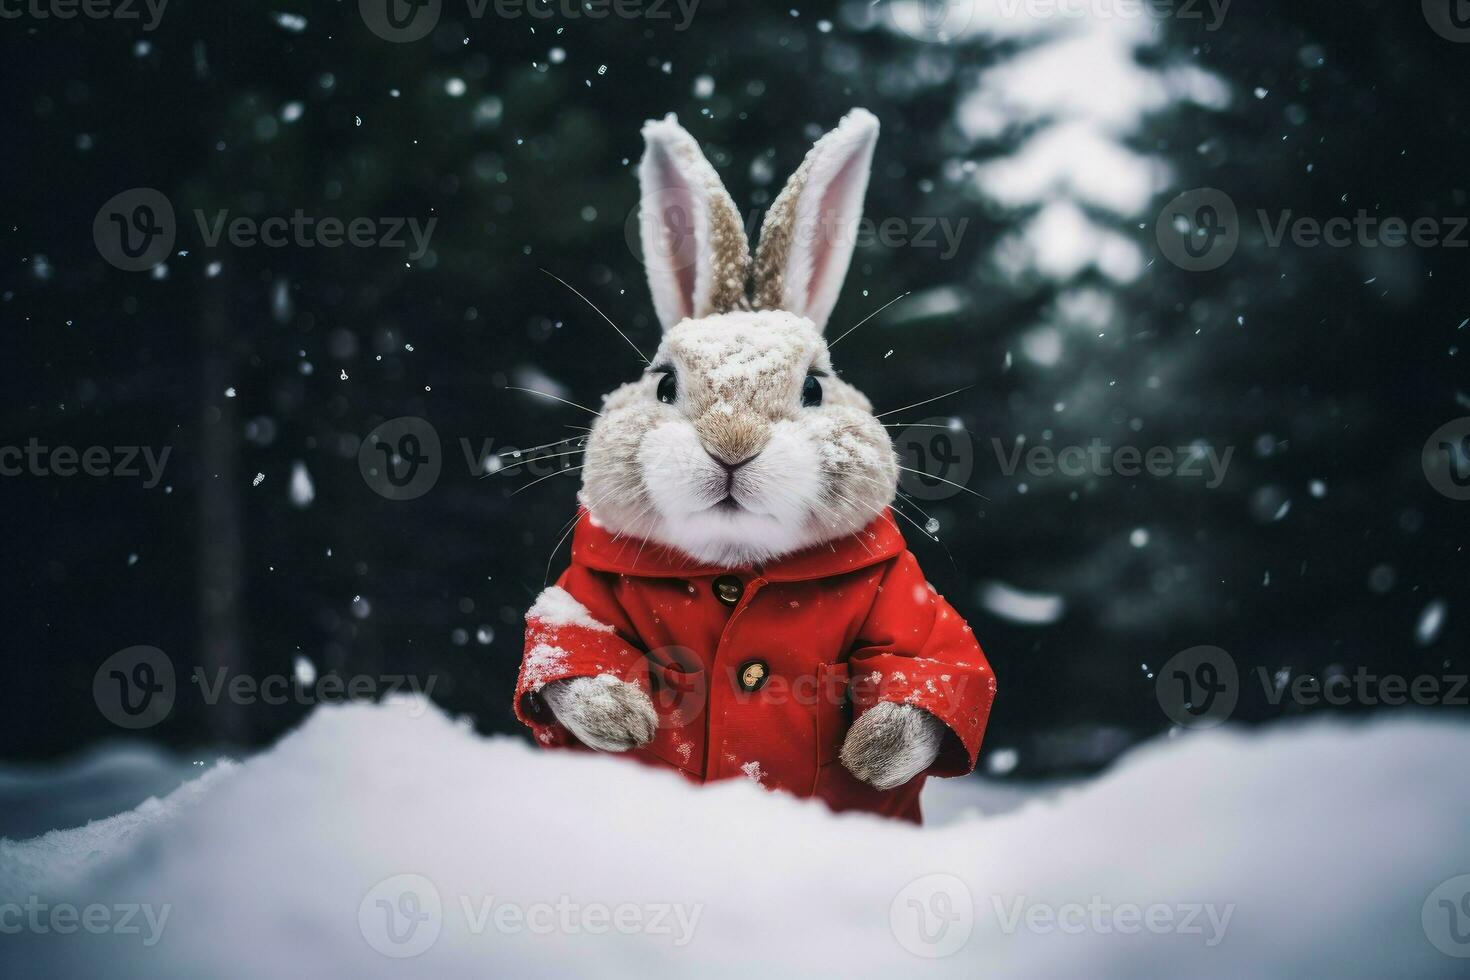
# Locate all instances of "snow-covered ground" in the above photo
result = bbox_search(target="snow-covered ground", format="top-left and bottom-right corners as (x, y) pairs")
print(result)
(2, 699), (1468, 977)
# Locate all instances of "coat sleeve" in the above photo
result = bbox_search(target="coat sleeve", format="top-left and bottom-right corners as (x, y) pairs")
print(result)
(514, 564), (651, 748)
(847, 551), (997, 777)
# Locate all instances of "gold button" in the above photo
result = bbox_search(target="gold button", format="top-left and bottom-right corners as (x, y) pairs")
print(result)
(737, 659), (769, 692)
(713, 576), (743, 606)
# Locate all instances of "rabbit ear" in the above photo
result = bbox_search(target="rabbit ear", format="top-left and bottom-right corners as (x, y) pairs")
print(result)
(637, 114), (751, 331)
(752, 109), (879, 333)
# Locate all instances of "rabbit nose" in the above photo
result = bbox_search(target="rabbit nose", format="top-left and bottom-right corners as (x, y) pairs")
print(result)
(696, 413), (769, 468)
(711, 452), (759, 475)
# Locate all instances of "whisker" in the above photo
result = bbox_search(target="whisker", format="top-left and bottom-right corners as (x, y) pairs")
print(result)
(886, 497), (943, 542)
(896, 466), (988, 500)
(608, 497), (657, 550)
(832, 478), (943, 549)
(847, 468), (990, 510)
(566, 485), (632, 556)
(809, 495), (865, 550)
(505, 386), (603, 417)
(544, 510), (583, 585)
(841, 484), (935, 544)
(895, 489), (938, 525)
(880, 422), (967, 430)
(828, 291), (911, 348)
(612, 497), (660, 563)
(483, 448), (586, 477)
(510, 464), (585, 497)
(823, 489), (884, 555)
(608, 505), (655, 558)
(494, 435), (587, 459)
(875, 385), (972, 419)
(890, 496), (962, 575)
(539, 268), (650, 364)
(631, 524), (655, 567)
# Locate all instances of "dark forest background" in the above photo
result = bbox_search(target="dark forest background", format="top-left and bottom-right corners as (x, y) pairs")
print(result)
(2, 0), (1467, 776)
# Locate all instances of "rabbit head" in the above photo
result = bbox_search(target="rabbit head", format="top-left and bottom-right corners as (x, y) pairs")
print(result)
(579, 109), (897, 567)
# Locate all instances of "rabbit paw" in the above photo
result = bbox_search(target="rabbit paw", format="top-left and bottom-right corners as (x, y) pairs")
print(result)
(541, 674), (657, 752)
(839, 702), (946, 790)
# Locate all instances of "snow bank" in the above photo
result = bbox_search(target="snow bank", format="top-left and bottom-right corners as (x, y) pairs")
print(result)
(0, 743), (196, 841)
(2, 699), (1468, 977)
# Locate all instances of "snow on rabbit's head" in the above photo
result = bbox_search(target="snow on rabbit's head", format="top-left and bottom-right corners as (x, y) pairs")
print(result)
(579, 109), (897, 567)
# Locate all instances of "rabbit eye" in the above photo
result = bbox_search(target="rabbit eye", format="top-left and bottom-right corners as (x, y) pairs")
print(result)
(656, 372), (678, 404)
(801, 374), (823, 408)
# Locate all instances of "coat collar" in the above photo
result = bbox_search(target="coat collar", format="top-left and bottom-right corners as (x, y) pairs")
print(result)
(570, 509), (906, 581)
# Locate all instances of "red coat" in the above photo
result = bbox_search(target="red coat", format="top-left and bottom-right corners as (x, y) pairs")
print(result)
(515, 510), (996, 823)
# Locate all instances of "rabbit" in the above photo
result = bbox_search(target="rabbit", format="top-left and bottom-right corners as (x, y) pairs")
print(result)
(514, 109), (995, 820)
